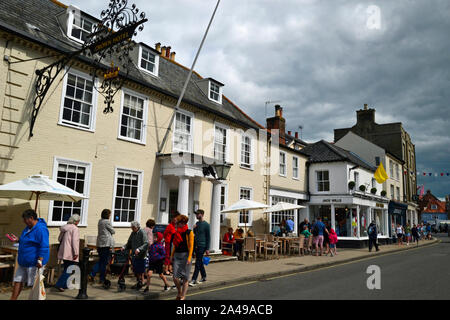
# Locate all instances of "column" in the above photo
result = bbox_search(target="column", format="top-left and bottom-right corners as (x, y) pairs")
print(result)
(384, 209), (389, 237)
(209, 182), (222, 253)
(356, 205), (360, 238)
(157, 177), (168, 224)
(189, 181), (201, 229)
(177, 176), (189, 215)
(331, 204), (336, 231)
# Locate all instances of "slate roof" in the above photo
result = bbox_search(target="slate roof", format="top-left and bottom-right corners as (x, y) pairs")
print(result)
(298, 140), (377, 172)
(0, 0), (263, 130)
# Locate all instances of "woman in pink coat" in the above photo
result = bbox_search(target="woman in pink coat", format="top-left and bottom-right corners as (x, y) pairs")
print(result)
(54, 214), (80, 292)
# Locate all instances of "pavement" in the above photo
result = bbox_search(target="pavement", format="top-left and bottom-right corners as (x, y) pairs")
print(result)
(0, 236), (440, 300)
(189, 234), (450, 300)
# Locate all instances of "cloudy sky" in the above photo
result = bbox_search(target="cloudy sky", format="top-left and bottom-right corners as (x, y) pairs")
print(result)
(70, 0), (450, 198)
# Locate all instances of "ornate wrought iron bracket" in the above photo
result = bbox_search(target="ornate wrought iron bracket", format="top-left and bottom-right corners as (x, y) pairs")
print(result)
(29, 0), (147, 138)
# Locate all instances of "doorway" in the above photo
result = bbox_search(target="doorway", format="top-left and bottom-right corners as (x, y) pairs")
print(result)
(169, 190), (178, 222)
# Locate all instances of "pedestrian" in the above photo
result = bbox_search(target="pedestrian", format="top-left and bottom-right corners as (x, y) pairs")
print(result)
(190, 209), (210, 286)
(143, 232), (171, 293)
(170, 215), (194, 300)
(426, 223), (432, 240)
(163, 212), (179, 276)
(89, 209), (115, 284)
(144, 219), (155, 246)
(10, 209), (49, 300)
(272, 224), (281, 236)
(396, 224), (404, 246)
(323, 224), (331, 256)
(299, 218), (311, 234)
(122, 221), (148, 290)
(312, 217), (328, 256)
(54, 214), (80, 292)
(300, 225), (311, 255)
(404, 223), (411, 246)
(411, 224), (420, 246)
(328, 228), (338, 257)
(368, 220), (379, 252)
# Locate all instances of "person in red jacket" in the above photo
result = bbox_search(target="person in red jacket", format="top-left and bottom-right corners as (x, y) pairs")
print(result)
(222, 228), (235, 256)
(163, 212), (180, 276)
(328, 228), (338, 257)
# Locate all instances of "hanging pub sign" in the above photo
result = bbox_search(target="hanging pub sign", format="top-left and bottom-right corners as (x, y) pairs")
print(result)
(30, 0), (148, 137)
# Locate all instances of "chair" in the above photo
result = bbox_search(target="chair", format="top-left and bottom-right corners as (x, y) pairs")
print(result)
(243, 237), (256, 262)
(221, 240), (234, 256)
(85, 235), (97, 247)
(44, 243), (62, 286)
(288, 238), (301, 256)
(255, 234), (266, 257)
(264, 235), (279, 259)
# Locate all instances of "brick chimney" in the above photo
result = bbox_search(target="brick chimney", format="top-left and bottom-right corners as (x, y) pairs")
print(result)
(166, 46), (171, 58)
(295, 132), (299, 139)
(266, 105), (286, 145)
(155, 42), (161, 53)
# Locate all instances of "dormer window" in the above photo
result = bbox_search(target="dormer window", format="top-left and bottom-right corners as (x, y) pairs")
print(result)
(138, 46), (159, 77)
(209, 81), (222, 104)
(66, 7), (94, 43)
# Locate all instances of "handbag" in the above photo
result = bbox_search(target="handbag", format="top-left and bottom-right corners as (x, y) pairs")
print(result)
(28, 269), (46, 300)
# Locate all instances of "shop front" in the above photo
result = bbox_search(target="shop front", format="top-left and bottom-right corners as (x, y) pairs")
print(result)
(269, 188), (308, 235)
(388, 201), (407, 238)
(308, 193), (389, 248)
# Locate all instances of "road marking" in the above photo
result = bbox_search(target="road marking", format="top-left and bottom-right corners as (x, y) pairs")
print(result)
(174, 241), (440, 299)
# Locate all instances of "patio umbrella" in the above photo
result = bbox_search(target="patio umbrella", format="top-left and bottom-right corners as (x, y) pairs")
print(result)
(221, 199), (269, 232)
(0, 174), (87, 217)
(264, 202), (306, 213)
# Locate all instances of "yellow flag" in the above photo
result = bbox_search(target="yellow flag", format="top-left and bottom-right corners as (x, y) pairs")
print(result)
(374, 162), (389, 184)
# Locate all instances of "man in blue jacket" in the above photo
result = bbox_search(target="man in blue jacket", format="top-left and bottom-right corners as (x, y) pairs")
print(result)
(10, 209), (49, 300)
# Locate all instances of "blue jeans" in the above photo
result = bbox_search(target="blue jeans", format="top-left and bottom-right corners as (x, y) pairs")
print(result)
(191, 246), (207, 281)
(89, 247), (110, 282)
(55, 260), (78, 289)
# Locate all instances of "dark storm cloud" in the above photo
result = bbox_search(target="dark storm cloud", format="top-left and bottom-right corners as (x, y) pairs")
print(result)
(70, 0), (450, 197)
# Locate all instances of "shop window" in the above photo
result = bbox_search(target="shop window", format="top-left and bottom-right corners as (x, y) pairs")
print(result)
(360, 208), (369, 237)
(335, 207), (351, 237)
(270, 196), (296, 233)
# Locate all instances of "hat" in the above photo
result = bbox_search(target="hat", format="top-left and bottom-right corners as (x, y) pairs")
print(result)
(156, 232), (163, 243)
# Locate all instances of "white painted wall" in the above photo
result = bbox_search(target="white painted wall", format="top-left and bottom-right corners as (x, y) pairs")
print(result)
(335, 131), (386, 167)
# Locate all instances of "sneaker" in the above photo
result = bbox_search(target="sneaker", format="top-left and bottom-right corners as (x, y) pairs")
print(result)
(171, 285), (177, 290)
(164, 285), (171, 291)
(143, 287), (149, 293)
(189, 280), (198, 287)
(199, 278), (207, 283)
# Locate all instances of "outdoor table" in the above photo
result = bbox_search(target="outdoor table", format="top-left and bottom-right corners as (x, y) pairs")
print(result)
(0, 245), (19, 280)
(276, 237), (292, 255)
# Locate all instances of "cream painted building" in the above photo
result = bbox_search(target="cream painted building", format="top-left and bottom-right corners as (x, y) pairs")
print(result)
(0, 0), (275, 252)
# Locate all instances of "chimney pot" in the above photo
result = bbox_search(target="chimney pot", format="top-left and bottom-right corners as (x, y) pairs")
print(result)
(288, 131), (292, 136)
(295, 132), (299, 139)
(170, 52), (176, 61)
(275, 105), (283, 117)
(166, 46), (171, 58)
(161, 46), (167, 57)
(155, 42), (161, 53)
(364, 103), (368, 110)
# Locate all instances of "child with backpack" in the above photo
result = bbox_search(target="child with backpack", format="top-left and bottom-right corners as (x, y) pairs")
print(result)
(328, 228), (338, 257)
(143, 232), (171, 293)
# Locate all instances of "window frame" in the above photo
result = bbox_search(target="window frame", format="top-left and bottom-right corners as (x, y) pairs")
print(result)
(220, 184), (228, 226)
(58, 68), (98, 132)
(111, 167), (144, 227)
(240, 134), (254, 170)
(117, 88), (148, 145)
(292, 156), (299, 180)
(208, 81), (222, 104)
(279, 151), (287, 177)
(47, 156), (92, 227)
(67, 10), (95, 44)
(316, 170), (330, 192)
(138, 46), (159, 77)
(172, 109), (194, 153)
(238, 187), (253, 227)
(214, 122), (229, 163)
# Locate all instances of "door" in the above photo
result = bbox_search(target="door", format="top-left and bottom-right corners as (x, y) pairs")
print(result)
(169, 190), (178, 222)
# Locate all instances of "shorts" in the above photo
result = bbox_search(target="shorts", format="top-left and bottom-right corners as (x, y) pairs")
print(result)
(132, 257), (146, 274)
(313, 235), (324, 246)
(397, 233), (403, 239)
(13, 265), (41, 287)
(330, 243), (336, 249)
(147, 260), (164, 275)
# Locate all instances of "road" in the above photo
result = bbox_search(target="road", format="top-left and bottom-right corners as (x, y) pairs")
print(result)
(188, 234), (450, 300)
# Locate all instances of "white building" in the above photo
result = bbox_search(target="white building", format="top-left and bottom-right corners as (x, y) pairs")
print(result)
(299, 140), (390, 247)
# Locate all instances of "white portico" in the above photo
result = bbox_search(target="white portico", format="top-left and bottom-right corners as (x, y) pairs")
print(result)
(156, 153), (230, 253)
